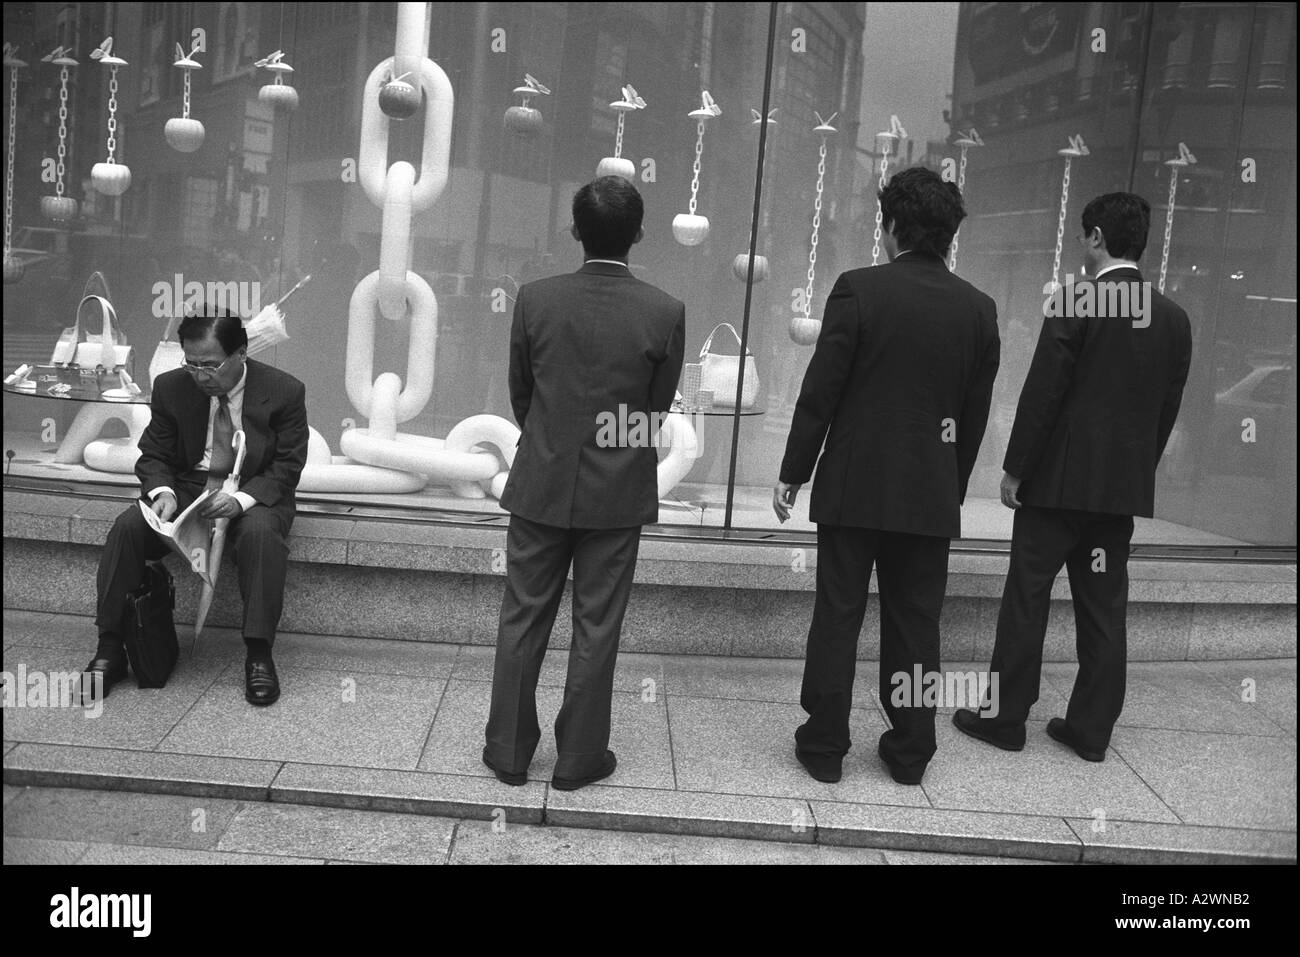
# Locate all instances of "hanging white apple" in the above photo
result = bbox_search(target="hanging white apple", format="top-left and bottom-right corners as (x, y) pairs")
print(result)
(733, 253), (768, 283)
(91, 162), (131, 195)
(672, 213), (709, 246)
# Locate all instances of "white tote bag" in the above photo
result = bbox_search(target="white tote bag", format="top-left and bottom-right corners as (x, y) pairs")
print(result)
(698, 322), (759, 410)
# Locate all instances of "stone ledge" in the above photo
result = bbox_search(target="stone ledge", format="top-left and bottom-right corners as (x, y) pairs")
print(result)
(5, 743), (1292, 864)
(5, 488), (1295, 604)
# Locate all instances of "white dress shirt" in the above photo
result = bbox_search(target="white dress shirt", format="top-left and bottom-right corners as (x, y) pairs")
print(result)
(150, 364), (257, 513)
(1094, 260), (1140, 278)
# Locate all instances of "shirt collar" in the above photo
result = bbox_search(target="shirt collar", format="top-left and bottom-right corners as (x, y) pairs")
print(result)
(584, 259), (630, 268)
(1094, 261), (1140, 278)
(220, 362), (248, 403)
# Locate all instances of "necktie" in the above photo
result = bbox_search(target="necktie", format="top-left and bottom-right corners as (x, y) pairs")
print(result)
(206, 394), (235, 491)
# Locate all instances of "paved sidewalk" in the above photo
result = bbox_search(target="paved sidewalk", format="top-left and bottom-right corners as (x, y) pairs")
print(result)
(2, 609), (1295, 863)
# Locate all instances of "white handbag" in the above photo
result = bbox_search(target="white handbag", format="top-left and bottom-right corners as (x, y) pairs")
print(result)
(698, 322), (759, 410)
(51, 294), (132, 371)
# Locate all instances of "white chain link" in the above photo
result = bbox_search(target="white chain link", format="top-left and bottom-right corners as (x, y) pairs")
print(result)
(804, 136), (827, 315)
(687, 117), (704, 215)
(871, 136), (892, 266)
(106, 65), (119, 162)
(614, 109), (625, 159)
(56, 65), (68, 196)
(1159, 164), (1178, 295)
(1051, 156), (1072, 292)
(182, 66), (191, 118)
(947, 145), (969, 271)
(5, 65), (17, 257)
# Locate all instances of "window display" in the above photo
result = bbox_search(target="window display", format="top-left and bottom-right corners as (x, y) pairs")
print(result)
(2, 1), (1295, 549)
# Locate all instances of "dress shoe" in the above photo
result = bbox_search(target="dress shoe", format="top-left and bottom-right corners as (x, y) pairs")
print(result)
(877, 742), (926, 786)
(551, 750), (617, 791)
(795, 747), (842, 783)
(482, 748), (527, 786)
(80, 657), (128, 704)
(952, 708), (1025, 751)
(1046, 717), (1105, 762)
(244, 657), (280, 706)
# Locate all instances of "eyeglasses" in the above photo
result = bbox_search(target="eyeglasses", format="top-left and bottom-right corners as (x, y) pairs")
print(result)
(181, 353), (240, 377)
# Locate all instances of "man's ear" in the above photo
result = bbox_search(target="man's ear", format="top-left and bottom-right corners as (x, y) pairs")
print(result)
(570, 223), (581, 243)
(631, 226), (644, 246)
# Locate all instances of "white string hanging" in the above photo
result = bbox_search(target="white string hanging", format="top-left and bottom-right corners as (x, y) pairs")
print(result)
(39, 46), (78, 222)
(1159, 142), (1196, 295)
(90, 37), (130, 197)
(871, 114), (906, 266)
(791, 111), (837, 345)
(947, 128), (982, 272)
(1050, 134), (1089, 293)
(165, 41), (204, 152)
(672, 90), (720, 246)
(2, 44), (25, 282)
(597, 83), (645, 180)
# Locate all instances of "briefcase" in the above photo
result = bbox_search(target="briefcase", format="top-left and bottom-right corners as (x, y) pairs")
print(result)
(122, 560), (180, 688)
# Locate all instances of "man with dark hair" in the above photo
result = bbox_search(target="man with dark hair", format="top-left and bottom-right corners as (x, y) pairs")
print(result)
(955, 191), (1193, 761)
(484, 176), (685, 790)
(82, 306), (309, 706)
(776, 166), (1001, 785)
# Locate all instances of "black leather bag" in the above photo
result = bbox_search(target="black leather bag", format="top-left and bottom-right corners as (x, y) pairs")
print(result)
(122, 561), (179, 688)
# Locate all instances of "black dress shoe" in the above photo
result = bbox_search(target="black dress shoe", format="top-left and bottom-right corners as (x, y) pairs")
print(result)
(952, 708), (1025, 751)
(795, 747), (842, 783)
(1046, 718), (1105, 762)
(482, 748), (527, 786)
(245, 658), (280, 706)
(551, 750), (617, 791)
(877, 742), (926, 786)
(80, 657), (128, 704)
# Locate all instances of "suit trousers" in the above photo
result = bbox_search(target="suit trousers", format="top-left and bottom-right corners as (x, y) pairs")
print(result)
(485, 514), (641, 780)
(796, 524), (951, 776)
(95, 474), (293, 645)
(986, 506), (1134, 752)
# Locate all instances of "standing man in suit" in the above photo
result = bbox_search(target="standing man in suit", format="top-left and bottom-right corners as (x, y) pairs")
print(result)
(82, 307), (309, 706)
(776, 167), (1001, 785)
(484, 176), (685, 790)
(954, 192), (1193, 761)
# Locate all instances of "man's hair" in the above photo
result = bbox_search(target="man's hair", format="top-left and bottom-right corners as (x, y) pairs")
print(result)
(877, 166), (967, 258)
(572, 176), (644, 258)
(1081, 192), (1151, 262)
(177, 305), (248, 356)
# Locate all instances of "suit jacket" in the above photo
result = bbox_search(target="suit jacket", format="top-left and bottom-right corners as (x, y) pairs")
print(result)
(499, 261), (686, 529)
(1003, 266), (1192, 517)
(136, 358), (310, 525)
(779, 253), (1001, 539)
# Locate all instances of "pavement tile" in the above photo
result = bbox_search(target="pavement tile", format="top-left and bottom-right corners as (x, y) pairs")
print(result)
(811, 801), (1082, 861)
(449, 819), (886, 864)
(1109, 726), (1297, 831)
(451, 644), (665, 695)
(3, 837), (88, 865)
(76, 843), (325, 865)
(881, 848), (1059, 864)
(2, 743), (280, 799)
(923, 719), (1180, 822)
(1193, 660), (1296, 738)
(1046, 662), (1285, 736)
(545, 784), (815, 843)
(216, 801), (455, 864)
(667, 695), (930, 805)
(3, 784), (23, 805)
(159, 668), (445, 771)
(660, 654), (803, 703)
(2, 786), (247, 850)
(1, 643), (229, 750)
(271, 762), (545, 824)
(418, 679), (674, 789)
(1065, 817), (1297, 864)
(1, 609), (68, 647)
(192, 628), (460, 679)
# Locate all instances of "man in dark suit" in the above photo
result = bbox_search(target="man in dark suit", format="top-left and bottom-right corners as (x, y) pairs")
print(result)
(954, 192), (1193, 761)
(776, 167), (1001, 785)
(484, 176), (685, 790)
(82, 308), (309, 706)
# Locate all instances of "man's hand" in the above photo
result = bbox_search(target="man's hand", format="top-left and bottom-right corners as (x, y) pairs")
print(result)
(1000, 471), (1022, 510)
(151, 492), (178, 522)
(773, 482), (800, 523)
(199, 491), (244, 520)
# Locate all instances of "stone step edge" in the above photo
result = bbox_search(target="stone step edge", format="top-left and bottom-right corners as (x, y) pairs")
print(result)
(4, 742), (1293, 865)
